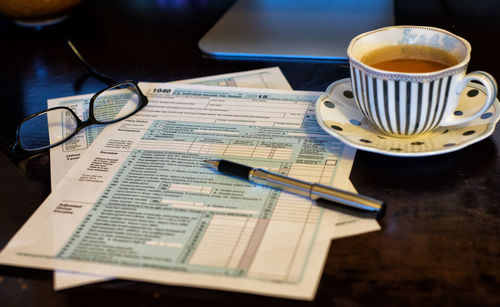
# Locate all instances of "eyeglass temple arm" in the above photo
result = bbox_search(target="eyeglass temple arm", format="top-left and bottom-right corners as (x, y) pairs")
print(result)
(66, 40), (118, 86)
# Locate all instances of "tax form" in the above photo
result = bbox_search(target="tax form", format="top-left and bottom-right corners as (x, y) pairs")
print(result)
(0, 81), (379, 300)
(49, 67), (293, 190)
(48, 67), (378, 291)
(48, 67), (328, 290)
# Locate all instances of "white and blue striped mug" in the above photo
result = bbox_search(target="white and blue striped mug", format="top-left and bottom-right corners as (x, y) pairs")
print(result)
(347, 26), (498, 137)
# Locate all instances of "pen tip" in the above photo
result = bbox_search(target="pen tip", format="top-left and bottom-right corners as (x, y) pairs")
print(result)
(205, 159), (219, 169)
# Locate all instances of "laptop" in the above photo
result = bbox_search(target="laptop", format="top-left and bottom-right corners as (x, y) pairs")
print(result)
(199, 0), (395, 60)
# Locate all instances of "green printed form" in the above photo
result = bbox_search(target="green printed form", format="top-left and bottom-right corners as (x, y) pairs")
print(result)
(1, 81), (368, 299)
(56, 120), (344, 282)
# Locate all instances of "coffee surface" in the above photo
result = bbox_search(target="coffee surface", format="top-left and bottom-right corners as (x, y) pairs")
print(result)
(361, 44), (458, 73)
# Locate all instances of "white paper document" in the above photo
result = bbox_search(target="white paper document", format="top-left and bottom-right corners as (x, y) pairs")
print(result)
(49, 67), (328, 291)
(48, 67), (377, 292)
(0, 81), (380, 299)
(47, 67), (302, 291)
(49, 67), (293, 189)
(48, 67), (375, 242)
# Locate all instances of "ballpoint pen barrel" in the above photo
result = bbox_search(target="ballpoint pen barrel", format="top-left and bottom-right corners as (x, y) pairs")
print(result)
(251, 169), (384, 212)
(310, 184), (384, 212)
(250, 169), (311, 198)
(207, 159), (385, 216)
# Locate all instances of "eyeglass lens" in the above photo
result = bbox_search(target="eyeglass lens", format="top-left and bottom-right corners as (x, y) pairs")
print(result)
(19, 109), (78, 151)
(18, 82), (142, 151)
(93, 82), (141, 123)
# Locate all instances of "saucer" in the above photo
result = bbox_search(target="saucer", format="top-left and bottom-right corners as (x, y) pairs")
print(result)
(315, 78), (500, 157)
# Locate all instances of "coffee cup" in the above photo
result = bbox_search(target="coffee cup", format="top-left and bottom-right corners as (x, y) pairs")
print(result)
(347, 25), (498, 138)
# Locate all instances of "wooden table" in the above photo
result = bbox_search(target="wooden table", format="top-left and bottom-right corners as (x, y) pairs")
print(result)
(1, 1), (499, 306)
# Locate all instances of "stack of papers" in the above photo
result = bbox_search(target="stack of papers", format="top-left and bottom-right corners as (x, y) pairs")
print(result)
(0, 67), (379, 300)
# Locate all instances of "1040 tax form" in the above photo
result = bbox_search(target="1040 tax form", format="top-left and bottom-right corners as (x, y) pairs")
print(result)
(1, 79), (378, 300)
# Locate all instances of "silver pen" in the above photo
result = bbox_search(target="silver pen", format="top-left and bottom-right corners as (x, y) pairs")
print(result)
(205, 159), (385, 219)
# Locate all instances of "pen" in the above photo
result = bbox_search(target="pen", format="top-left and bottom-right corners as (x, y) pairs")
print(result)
(205, 159), (386, 219)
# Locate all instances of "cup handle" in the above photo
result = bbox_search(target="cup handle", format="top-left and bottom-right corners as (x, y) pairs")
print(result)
(441, 71), (498, 126)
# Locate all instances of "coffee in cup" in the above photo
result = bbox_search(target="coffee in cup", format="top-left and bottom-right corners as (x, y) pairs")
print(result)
(347, 26), (498, 137)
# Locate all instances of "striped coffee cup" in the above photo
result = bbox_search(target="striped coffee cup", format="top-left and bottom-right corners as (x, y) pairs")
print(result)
(347, 26), (497, 137)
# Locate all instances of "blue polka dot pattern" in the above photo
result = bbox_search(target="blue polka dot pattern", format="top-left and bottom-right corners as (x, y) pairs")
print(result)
(343, 91), (354, 99)
(349, 119), (361, 126)
(324, 101), (335, 108)
(481, 112), (493, 119)
(467, 89), (479, 97)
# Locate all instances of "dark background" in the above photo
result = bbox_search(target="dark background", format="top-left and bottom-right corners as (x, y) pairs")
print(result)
(1, 0), (499, 306)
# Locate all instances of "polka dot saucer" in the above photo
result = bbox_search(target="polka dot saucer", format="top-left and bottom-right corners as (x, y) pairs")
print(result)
(315, 78), (500, 157)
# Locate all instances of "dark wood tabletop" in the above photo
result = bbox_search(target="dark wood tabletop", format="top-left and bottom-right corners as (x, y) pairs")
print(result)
(1, 0), (499, 306)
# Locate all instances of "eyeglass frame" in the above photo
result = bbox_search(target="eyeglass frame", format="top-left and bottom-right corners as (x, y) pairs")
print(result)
(11, 80), (148, 156)
(9, 39), (149, 158)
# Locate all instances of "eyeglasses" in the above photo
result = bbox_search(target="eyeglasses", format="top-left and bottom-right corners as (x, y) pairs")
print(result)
(10, 41), (148, 156)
